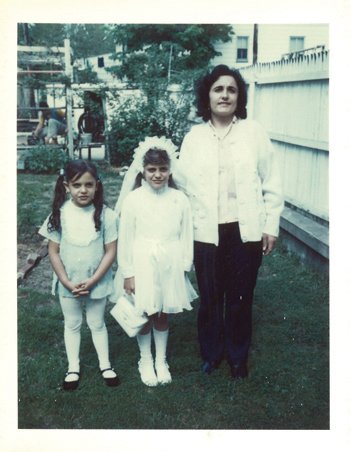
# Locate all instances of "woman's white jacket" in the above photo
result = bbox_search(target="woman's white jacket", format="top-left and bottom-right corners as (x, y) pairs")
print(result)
(175, 119), (284, 246)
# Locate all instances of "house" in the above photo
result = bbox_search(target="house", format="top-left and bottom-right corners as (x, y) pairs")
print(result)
(76, 45), (124, 84)
(79, 24), (329, 80)
(212, 24), (329, 68)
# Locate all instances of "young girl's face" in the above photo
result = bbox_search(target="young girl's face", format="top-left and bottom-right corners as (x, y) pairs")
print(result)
(64, 171), (98, 208)
(143, 163), (170, 190)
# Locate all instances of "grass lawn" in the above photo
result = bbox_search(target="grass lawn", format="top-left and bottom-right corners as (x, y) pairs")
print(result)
(17, 168), (329, 430)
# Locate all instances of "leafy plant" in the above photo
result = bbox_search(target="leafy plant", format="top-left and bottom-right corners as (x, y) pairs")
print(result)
(25, 145), (71, 174)
(109, 24), (234, 76)
(17, 189), (41, 234)
(75, 67), (101, 86)
(107, 90), (193, 166)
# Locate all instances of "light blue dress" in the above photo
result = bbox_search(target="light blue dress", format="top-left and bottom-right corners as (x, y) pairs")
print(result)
(39, 200), (118, 299)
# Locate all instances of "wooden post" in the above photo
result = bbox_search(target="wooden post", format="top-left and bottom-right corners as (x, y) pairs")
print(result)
(247, 67), (257, 120)
(64, 39), (74, 159)
(102, 96), (110, 164)
(168, 45), (173, 84)
(22, 23), (36, 119)
(253, 24), (258, 65)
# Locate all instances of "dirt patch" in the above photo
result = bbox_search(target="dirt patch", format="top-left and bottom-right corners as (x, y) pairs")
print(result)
(18, 233), (52, 294)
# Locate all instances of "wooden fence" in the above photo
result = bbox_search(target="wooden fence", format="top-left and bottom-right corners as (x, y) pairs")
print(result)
(240, 51), (329, 223)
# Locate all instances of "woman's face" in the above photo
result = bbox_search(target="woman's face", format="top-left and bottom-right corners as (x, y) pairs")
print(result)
(209, 75), (239, 120)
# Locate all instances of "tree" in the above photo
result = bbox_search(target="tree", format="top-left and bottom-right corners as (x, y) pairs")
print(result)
(105, 24), (234, 166)
(108, 24), (234, 84)
(69, 24), (116, 59)
(17, 23), (67, 48)
(17, 23), (109, 97)
(17, 23), (115, 60)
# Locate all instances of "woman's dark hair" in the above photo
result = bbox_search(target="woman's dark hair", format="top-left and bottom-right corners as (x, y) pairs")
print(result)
(133, 148), (178, 190)
(47, 159), (106, 232)
(195, 64), (247, 121)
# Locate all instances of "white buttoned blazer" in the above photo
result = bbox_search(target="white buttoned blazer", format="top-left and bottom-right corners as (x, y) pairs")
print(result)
(175, 119), (284, 246)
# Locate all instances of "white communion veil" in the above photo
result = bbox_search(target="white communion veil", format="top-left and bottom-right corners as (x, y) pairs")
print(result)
(114, 136), (180, 219)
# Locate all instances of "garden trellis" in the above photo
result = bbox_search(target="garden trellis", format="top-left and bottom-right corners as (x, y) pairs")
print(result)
(17, 39), (75, 158)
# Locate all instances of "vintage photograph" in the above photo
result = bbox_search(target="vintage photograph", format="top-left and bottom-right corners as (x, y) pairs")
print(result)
(15, 22), (330, 431)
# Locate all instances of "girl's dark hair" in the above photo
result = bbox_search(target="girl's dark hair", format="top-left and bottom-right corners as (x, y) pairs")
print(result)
(195, 64), (247, 122)
(133, 148), (178, 190)
(48, 159), (106, 232)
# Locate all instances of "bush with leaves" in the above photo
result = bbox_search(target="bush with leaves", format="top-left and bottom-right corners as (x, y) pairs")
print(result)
(25, 145), (71, 174)
(107, 87), (193, 167)
(17, 189), (41, 235)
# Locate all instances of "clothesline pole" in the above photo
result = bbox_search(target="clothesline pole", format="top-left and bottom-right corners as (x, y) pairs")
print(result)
(64, 39), (74, 159)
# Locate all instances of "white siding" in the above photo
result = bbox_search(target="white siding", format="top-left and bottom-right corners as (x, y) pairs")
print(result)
(212, 24), (329, 67)
(257, 24), (329, 63)
(212, 24), (254, 68)
(79, 53), (119, 83)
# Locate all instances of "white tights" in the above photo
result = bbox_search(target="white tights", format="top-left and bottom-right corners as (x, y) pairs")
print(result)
(59, 296), (111, 373)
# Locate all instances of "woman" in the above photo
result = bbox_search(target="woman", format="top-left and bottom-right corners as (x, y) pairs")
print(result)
(176, 65), (283, 379)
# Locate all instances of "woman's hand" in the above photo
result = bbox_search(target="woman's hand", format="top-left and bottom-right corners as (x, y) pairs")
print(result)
(262, 233), (277, 256)
(124, 277), (135, 295)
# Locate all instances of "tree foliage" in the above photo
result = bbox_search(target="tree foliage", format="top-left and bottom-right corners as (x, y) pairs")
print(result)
(108, 89), (192, 167)
(18, 23), (66, 48)
(17, 23), (115, 59)
(106, 24), (234, 166)
(69, 24), (116, 59)
(110, 24), (233, 68)
(108, 24), (234, 84)
(17, 23), (110, 92)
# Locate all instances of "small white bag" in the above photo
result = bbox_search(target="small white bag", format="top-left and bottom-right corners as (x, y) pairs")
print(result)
(110, 294), (148, 337)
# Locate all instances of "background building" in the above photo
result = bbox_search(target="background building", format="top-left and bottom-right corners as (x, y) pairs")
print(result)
(212, 24), (329, 67)
(80, 24), (329, 81)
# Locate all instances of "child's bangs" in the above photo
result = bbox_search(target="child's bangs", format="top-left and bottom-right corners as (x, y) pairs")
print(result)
(143, 148), (170, 166)
(70, 170), (97, 182)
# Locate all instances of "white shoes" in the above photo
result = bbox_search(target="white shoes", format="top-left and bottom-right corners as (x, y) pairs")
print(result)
(155, 360), (172, 385)
(138, 359), (158, 387)
(138, 359), (172, 386)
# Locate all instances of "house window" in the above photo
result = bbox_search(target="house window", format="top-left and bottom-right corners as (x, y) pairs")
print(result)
(236, 37), (249, 62)
(290, 37), (305, 53)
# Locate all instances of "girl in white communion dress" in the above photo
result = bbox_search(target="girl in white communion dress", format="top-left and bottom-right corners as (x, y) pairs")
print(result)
(112, 137), (197, 386)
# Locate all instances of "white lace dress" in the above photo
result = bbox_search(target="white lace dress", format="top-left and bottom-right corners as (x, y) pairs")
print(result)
(112, 182), (197, 316)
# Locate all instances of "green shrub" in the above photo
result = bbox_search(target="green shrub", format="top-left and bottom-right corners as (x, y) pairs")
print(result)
(25, 145), (71, 174)
(17, 189), (42, 234)
(107, 90), (192, 167)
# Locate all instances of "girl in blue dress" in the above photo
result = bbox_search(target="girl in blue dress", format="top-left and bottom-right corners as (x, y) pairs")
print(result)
(39, 159), (119, 391)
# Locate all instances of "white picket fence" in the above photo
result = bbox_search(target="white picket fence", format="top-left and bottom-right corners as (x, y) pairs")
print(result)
(240, 51), (329, 222)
